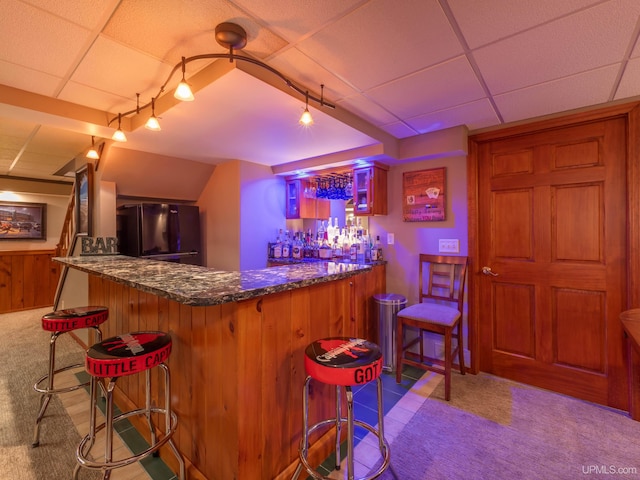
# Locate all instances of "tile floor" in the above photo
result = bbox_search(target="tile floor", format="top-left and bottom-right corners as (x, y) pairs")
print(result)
(57, 365), (441, 480)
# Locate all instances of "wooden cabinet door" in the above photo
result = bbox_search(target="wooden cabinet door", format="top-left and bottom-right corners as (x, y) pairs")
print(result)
(353, 166), (388, 216)
(477, 117), (627, 409)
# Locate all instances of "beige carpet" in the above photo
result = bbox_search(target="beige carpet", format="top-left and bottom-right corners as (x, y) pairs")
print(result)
(372, 372), (640, 480)
(0, 307), (98, 480)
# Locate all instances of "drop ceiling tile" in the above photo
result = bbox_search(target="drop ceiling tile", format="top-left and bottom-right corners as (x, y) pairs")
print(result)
(0, 116), (38, 138)
(58, 80), (135, 114)
(615, 57), (640, 100)
(449, 0), (602, 48)
(494, 65), (619, 123)
(29, 126), (91, 156)
(405, 99), (500, 134)
(378, 122), (418, 139)
(268, 48), (358, 101)
(0, 60), (63, 97)
(366, 56), (485, 119)
(22, 0), (119, 30)
(232, 0), (367, 43)
(0, 1), (93, 77)
(69, 36), (174, 107)
(296, 0), (463, 91)
(102, 0), (286, 64)
(474, 0), (640, 95)
(337, 93), (400, 127)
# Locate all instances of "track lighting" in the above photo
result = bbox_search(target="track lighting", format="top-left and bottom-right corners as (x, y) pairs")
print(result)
(145, 98), (161, 131)
(86, 136), (100, 159)
(112, 113), (127, 142)
(299, 91), (313, 126)
(174, 57), (194, 101)
(106, 22), (334, 136)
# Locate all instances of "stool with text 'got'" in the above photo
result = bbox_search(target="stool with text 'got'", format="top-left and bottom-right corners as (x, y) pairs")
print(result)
(293, 336), (390, 480)
(32, 306), (108, 447)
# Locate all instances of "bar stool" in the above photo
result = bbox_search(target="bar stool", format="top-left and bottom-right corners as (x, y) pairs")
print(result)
(73, 331), (185, 480)
(293, 337), (390, 480)
(32, 306), (109, 447)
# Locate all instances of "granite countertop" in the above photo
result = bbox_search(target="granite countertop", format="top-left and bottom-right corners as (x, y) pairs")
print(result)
(54, 255), (373, 307)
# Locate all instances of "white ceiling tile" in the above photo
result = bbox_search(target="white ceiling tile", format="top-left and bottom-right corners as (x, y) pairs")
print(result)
(58, 80), (135, 114)
(366, 56), (485, 118)
(0, 1), (93, 77)
(449, 0), (603, 48)
(296, 0), (463, 91)
(268, 48), (357, 101)
(69, 36), (174, 108)
(0, 116), (38, 138)
(102, 0), (286, 64)
(231, 0), (367, 43)
(0, 60), (63, 96)
(494, 65), (619, 123)
(377, 122), (418, 139)
(337, 94), (400, 126)
(22, 0), (119, 30)
(615, 57), (640, 100)
(474, 0), (640, 95)
(405, 99), (500, 134)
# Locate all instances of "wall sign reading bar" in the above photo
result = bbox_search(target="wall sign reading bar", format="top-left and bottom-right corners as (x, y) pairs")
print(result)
(81, 237), (119, 255)
(402, 167), (446, 222)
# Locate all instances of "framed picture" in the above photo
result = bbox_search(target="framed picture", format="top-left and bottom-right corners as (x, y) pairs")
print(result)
(402, 167), (446, 222)
(0, 201), (47, 240)
(75, 163), (94, 236)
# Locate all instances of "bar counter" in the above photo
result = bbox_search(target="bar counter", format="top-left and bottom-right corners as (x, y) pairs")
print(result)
(54, 255), (376, 306)
(55, 255), (386, 480)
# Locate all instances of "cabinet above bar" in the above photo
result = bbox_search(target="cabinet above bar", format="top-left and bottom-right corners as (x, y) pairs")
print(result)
(53, 255), (372, 307)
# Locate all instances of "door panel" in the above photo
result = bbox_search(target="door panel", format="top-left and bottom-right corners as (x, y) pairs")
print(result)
(478, 117), (627, 409)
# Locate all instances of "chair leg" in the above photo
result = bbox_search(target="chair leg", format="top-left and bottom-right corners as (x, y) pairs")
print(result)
(334, 385), (341, 471)
(444, 328), (452, 401)
(346, 386), (355, 480)
(32, 332), (58, 447)
(395, 318), (403, 383)
(456, 323), (465, 375)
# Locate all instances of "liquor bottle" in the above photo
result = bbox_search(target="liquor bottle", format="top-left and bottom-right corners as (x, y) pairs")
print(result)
(332, 236), (342, 259)
(319, 237), (332, 259)
(282, 230), (291, 258)
(292, 232), (303, 259)
(273, 229), (283, 259)
(375, 235), (383, 260)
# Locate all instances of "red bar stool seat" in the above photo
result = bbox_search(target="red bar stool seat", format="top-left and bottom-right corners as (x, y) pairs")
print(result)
(32, 306), (108, 447)
(293, 336), (390, 480)
(73, 331), (185, 480)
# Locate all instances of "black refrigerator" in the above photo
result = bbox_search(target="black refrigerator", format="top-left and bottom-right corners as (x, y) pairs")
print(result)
(116, 203), (203, 266)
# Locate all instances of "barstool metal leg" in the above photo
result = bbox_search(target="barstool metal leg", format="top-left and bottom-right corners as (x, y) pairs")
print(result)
(334, 385), (341, 471)
(160, 363), (185, 480)
(292, 376), (311, 480)
(346, 386), (354, 480)
(32, 332), (58, 447)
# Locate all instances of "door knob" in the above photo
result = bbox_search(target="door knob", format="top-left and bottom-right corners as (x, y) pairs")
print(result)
(481, 266), (499, 276)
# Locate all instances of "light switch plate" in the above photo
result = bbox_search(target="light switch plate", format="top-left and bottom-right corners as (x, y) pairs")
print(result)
(439, 239), (459, 253)
(387, 233), (394, 245)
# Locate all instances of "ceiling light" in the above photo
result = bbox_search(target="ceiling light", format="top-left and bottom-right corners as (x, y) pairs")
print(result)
(112, 113), (127, 142)
(145, 98), (161, 131)
(174, 57), (194, 101)
(86, 136), (100, 159)
(299, 91), (313, 126)
(106, 22), (334, 134)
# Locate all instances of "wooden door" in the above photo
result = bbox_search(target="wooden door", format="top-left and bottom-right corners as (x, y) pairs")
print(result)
(476, 117), (628, 409)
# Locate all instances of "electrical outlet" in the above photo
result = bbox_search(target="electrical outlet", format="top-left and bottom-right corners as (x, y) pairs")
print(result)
(439, 239), (459, 253)
(387, 233), (394, 245)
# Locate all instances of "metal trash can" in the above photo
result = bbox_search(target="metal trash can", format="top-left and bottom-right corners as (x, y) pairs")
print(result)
(373, 293), (407, 373)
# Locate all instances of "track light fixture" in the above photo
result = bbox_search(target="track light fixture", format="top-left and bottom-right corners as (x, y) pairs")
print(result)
(86, 136), (100, 159)
(107, 22), (334, 141)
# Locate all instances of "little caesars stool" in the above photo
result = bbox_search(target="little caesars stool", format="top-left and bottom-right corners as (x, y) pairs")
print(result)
(33, 306), (108, 447)
(293, 337), (390, 480)
(73, 331), (185, 480)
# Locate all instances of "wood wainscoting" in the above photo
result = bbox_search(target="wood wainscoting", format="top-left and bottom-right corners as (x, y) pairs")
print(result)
(0, 250), (60, 313)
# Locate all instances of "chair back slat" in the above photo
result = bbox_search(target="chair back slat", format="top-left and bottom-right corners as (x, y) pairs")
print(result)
(418, 254), (468, 312)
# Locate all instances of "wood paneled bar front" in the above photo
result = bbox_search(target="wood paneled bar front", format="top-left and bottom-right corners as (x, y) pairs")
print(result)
(55, 255), (385, 480)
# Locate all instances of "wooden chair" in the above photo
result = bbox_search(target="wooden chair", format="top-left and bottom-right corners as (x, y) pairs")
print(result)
(395, 254), (468, 400)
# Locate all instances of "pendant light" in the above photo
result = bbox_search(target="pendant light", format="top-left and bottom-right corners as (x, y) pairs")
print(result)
(174, 57), (194, 101)
(145, 98), (161, 131)
(112, 113), (127, 142)
(86, 136), (100, 159)
(299, 91), (313, 126)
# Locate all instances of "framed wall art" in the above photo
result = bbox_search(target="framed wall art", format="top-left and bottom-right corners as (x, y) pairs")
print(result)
(402, 167), (446, 222)
(0, 201), (47, 240)
(75, 163), (94, 236)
